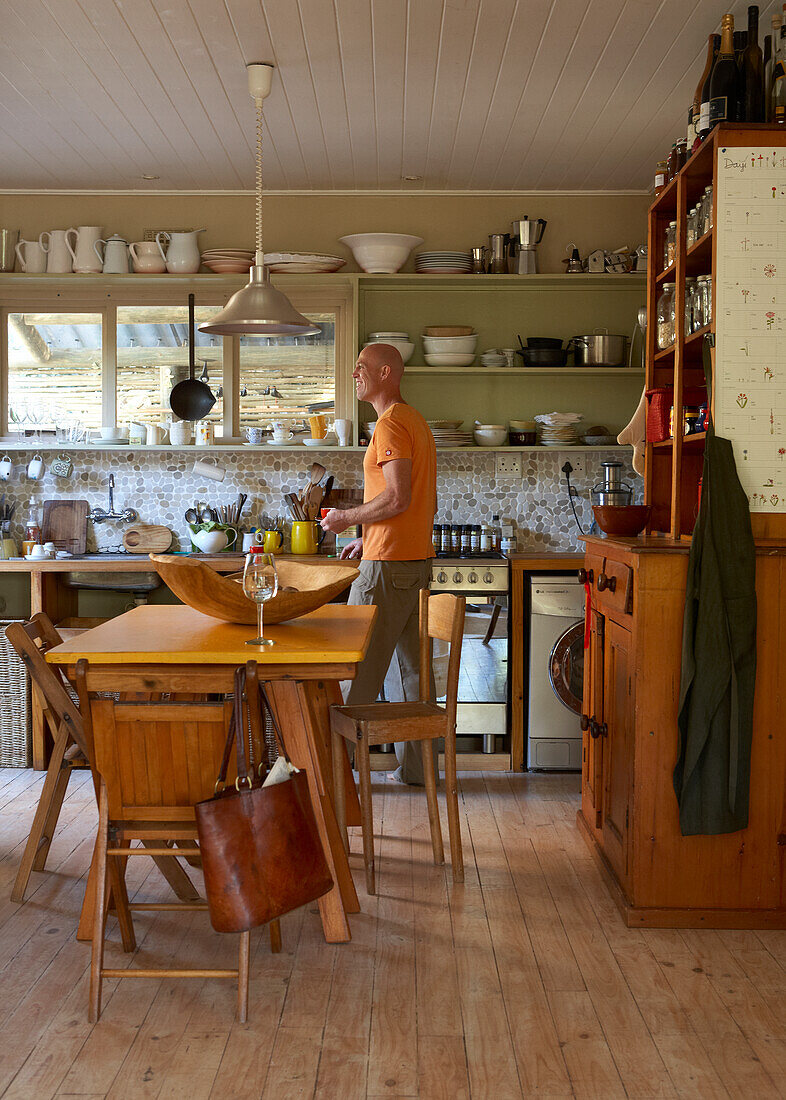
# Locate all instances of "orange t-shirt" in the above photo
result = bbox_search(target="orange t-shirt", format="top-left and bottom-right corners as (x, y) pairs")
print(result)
(362, 403), (436, 561)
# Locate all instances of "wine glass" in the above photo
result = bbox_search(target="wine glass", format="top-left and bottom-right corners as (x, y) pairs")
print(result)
(242, 551), (279, 646)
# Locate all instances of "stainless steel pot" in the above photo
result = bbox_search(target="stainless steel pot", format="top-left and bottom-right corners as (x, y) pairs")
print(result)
(570, 328), (627, 367)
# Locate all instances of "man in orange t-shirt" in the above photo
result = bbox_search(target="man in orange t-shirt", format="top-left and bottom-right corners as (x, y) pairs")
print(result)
(321, 343), (437, 784)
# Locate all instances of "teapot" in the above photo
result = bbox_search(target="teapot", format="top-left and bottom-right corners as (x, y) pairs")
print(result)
(190, 523), (237, 554)
(95, 235), (129, 274)
(69, 226), (104, 273)
(39, 229), (76, 273)
(156, 229), (205, 274)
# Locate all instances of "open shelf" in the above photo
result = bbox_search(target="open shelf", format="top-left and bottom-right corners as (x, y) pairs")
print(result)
(404, 365), (644, 375)
(650, 431), (706, 451)
(685, 228), (713, 275)
(654, 343), (675, 362)
(655, 263), (675, 284)
(685, 323), (713, 346)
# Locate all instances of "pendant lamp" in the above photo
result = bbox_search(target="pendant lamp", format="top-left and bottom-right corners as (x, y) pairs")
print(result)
(199, 63), (319, 337)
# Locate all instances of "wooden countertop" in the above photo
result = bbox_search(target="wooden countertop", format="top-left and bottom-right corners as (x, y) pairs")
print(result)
(508, 551), (584, 570)
(46, 603), (377, 666)
(0, 552), (339, 573)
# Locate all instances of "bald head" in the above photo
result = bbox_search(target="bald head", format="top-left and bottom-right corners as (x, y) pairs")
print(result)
(353, 342), (405, 409)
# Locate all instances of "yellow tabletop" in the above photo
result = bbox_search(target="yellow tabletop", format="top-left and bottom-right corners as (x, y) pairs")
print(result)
(46, 603), (377, 666)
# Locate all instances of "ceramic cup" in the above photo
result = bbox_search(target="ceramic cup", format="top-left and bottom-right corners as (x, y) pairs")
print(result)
(26, 544), (47, 560)
(308, 414), (328, 440)
(502, 348), (517, 367)
(271, 429), (294, 443)
(192, 458), (226, 482)
(169, 420), (192, 446)
(334, 418), (352, 446)
(26, 453), (45, 480)
(0, 455), (12, 480)
(245, 427), (264, 445)
(43, 541), (57, 558)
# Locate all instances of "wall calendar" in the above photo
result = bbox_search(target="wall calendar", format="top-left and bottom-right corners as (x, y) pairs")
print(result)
(714, 145), (786, 513)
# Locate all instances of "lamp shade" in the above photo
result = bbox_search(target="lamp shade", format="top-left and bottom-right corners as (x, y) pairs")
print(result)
(198, 265), (320, 337)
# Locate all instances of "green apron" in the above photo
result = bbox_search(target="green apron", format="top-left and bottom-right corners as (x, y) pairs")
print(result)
(673, 339), (757, 836)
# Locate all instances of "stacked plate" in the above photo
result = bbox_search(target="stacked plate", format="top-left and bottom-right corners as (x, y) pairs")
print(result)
(427, 419), (474, 447)
(534, 411), (584, 446)
(201, 248), (254, 274)
(264, 252), (346, 273)
(415, 251), (473, 274)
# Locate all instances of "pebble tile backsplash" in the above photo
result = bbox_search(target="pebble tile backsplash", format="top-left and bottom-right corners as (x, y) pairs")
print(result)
(7, 447), (640, 552)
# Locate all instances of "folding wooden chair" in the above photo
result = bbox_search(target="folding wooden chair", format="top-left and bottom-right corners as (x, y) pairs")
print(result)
(330, 590), (466, 895)
(77, 659), (281, 1023)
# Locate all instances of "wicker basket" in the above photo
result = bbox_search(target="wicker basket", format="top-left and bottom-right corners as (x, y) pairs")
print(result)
(0, 622), (31, 767)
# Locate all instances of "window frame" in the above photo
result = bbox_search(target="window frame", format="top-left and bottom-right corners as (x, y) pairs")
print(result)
(0, 278), (354, 439)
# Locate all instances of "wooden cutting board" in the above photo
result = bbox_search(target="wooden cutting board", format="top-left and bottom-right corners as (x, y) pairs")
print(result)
(122, 524), (173, 554)
(41, 499), (89, 555)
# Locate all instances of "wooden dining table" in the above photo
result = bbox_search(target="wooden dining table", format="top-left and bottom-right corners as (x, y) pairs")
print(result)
(46, 602), (377, 944)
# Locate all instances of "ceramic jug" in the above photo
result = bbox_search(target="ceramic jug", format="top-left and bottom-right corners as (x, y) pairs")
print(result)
(95, 235), (129, 274)
(15, 238), (47, 273)
(146, 423), (169, 445)
(129, 240), (167, 274)
(69, 226), (104, 273)
(168, 419), (192, 445)
(39, 229), (76, 273)
(156, 229), (204, 274)
(190, 525), (236, 554)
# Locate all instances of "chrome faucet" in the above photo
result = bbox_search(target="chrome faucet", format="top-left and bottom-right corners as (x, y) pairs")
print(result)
(89, 474), (138, 524)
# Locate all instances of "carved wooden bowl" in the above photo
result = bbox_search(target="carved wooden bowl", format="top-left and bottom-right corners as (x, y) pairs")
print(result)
(150, 554), (358, 625)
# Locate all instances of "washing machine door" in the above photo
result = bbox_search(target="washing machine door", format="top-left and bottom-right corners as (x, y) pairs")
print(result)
(548, 621), (584, 714)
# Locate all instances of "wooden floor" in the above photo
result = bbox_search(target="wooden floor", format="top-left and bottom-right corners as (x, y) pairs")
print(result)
(1, 766), (786, 1099)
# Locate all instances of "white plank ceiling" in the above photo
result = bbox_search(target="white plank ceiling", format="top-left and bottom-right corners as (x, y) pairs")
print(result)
(0, 0), (781, 192)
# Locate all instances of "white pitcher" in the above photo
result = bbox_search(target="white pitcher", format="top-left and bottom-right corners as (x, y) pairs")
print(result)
(15, 238), (47, 273)
(95, 235), (129, 274)
(39, 228), (76, 273)
(156, 229), (205, 274)
(129, 240), (167, 274)
(191, 526), (236, 554)
(69, 226), (104, 273)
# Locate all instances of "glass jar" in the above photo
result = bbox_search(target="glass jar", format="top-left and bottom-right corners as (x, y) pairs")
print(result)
(654, 160), (668, 195)
(684, 277), (697, 334)
(673, 139), (687, 173)
(664, 221), (677, 269)
(686, 206), (697, 249)
(698, 275), (712, 326)
(666, 143), (678, 181)
(691, 277), (705, 330)
(703, 185), (714, 233)
(657, 284), (676, 349)
(450, 524), (462, 554)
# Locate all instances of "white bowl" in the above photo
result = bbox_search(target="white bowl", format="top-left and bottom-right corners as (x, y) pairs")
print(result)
(303, 435), (337, 447)
(339, 233), (424, 274)
(473, 427), (508, 447)
(422, 335), (478, 354)
(363, 339), (415, 364)
(424, 352), (476, 367)
(99, 426), (125, 440)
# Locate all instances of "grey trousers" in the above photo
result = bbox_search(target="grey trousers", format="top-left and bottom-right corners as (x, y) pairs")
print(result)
(346, 558), (435, 785)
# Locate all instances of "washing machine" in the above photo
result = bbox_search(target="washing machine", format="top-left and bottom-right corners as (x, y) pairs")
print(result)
(527, 574), (584, 770)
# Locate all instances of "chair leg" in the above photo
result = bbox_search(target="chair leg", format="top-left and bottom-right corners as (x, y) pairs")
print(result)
(269, 919), (282, 954)
(107, 856), (136, 953)
(174, 839), (202, 868)
(237, 930), (250, 1023)
(483, 600), (502, 645)
(143, 841), (201, 900)
(11, 724), (71, 902)
(331, 730), (349, 854)
(32, 763), (70, 872)
(444, 733), (464, 884)
(421, 738), (444, 866)
(89, 784), (110, 1023)
(356, 736), (375, 895)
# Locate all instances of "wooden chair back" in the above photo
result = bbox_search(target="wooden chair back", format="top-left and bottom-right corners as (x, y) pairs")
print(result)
(78, 659), (267, 826)
(418, 590), (466, 727)
(5, 613), (88, 759)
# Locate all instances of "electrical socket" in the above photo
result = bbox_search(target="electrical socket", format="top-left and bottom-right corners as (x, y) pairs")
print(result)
(495, 453), (523, 479)
(566, 453), (584, 476)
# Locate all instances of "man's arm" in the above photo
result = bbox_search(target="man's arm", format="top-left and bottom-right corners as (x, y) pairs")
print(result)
(321, 458), (411, 534)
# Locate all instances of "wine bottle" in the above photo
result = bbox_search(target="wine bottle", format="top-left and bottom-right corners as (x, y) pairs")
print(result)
(773, 24), (786, 123)
(689, 35), (718, 147)
(696, 34), (722, 145)
(734, 30), (748, 120)
(743, 6), (764, 122)
(771, 14), (784, 120)
(764, 34), (772, 120)
(708, 15), (740, 128)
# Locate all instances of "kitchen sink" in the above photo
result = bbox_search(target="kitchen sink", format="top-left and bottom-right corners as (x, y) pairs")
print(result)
(62, 554), (162, 592)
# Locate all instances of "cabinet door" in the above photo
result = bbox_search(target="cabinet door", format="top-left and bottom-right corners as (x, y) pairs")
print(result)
(601, 618), (633, 879)
(581, 609), (605, 830)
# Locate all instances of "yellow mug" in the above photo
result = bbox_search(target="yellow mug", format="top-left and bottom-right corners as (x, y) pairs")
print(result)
(263, 529), (283, 554)
(290, 521), (324, 555)
(308, 414), (327, 440)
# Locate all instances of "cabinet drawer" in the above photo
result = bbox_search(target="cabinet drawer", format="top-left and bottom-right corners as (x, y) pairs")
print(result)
(584, 554), (635, 618)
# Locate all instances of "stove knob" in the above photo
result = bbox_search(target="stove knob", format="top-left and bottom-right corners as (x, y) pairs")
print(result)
(436, 571), (447, 584)
(468, 571), (478, 584)
(483, 571), (494, 584)
(453, 571), (463, 584)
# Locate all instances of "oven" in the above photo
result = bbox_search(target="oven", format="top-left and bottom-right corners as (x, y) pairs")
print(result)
(430, 554), (509, 755)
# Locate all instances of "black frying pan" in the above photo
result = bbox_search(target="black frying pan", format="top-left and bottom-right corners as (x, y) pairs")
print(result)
(169, 293), (216, 421)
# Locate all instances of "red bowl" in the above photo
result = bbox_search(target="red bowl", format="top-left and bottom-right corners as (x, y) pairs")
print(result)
(592, 504), (651, 537)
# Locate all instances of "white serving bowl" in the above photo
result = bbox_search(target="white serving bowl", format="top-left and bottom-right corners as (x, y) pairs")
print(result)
(99, 426), (126, 440)
(422, 334), (479, 354)
(473, 426), (508, 447)
(339, 233), (424, 274)
(363, 339), (415, 364)
(424, 352), (476, 367)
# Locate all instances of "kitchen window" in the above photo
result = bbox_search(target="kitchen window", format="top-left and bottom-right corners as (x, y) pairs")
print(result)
(7, 311), (103, 434)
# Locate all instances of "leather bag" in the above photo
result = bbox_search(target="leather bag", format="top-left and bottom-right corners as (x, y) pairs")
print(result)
(195, 666), (333, 933)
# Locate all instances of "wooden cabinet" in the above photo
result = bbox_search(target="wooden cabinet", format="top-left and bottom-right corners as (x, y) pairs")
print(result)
(578, 535), (786, 928)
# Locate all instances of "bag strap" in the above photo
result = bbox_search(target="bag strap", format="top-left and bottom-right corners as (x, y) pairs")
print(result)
(702, 335), (715, 438)
(214, 666), (249, 793)
(257, 682), (292, 766)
